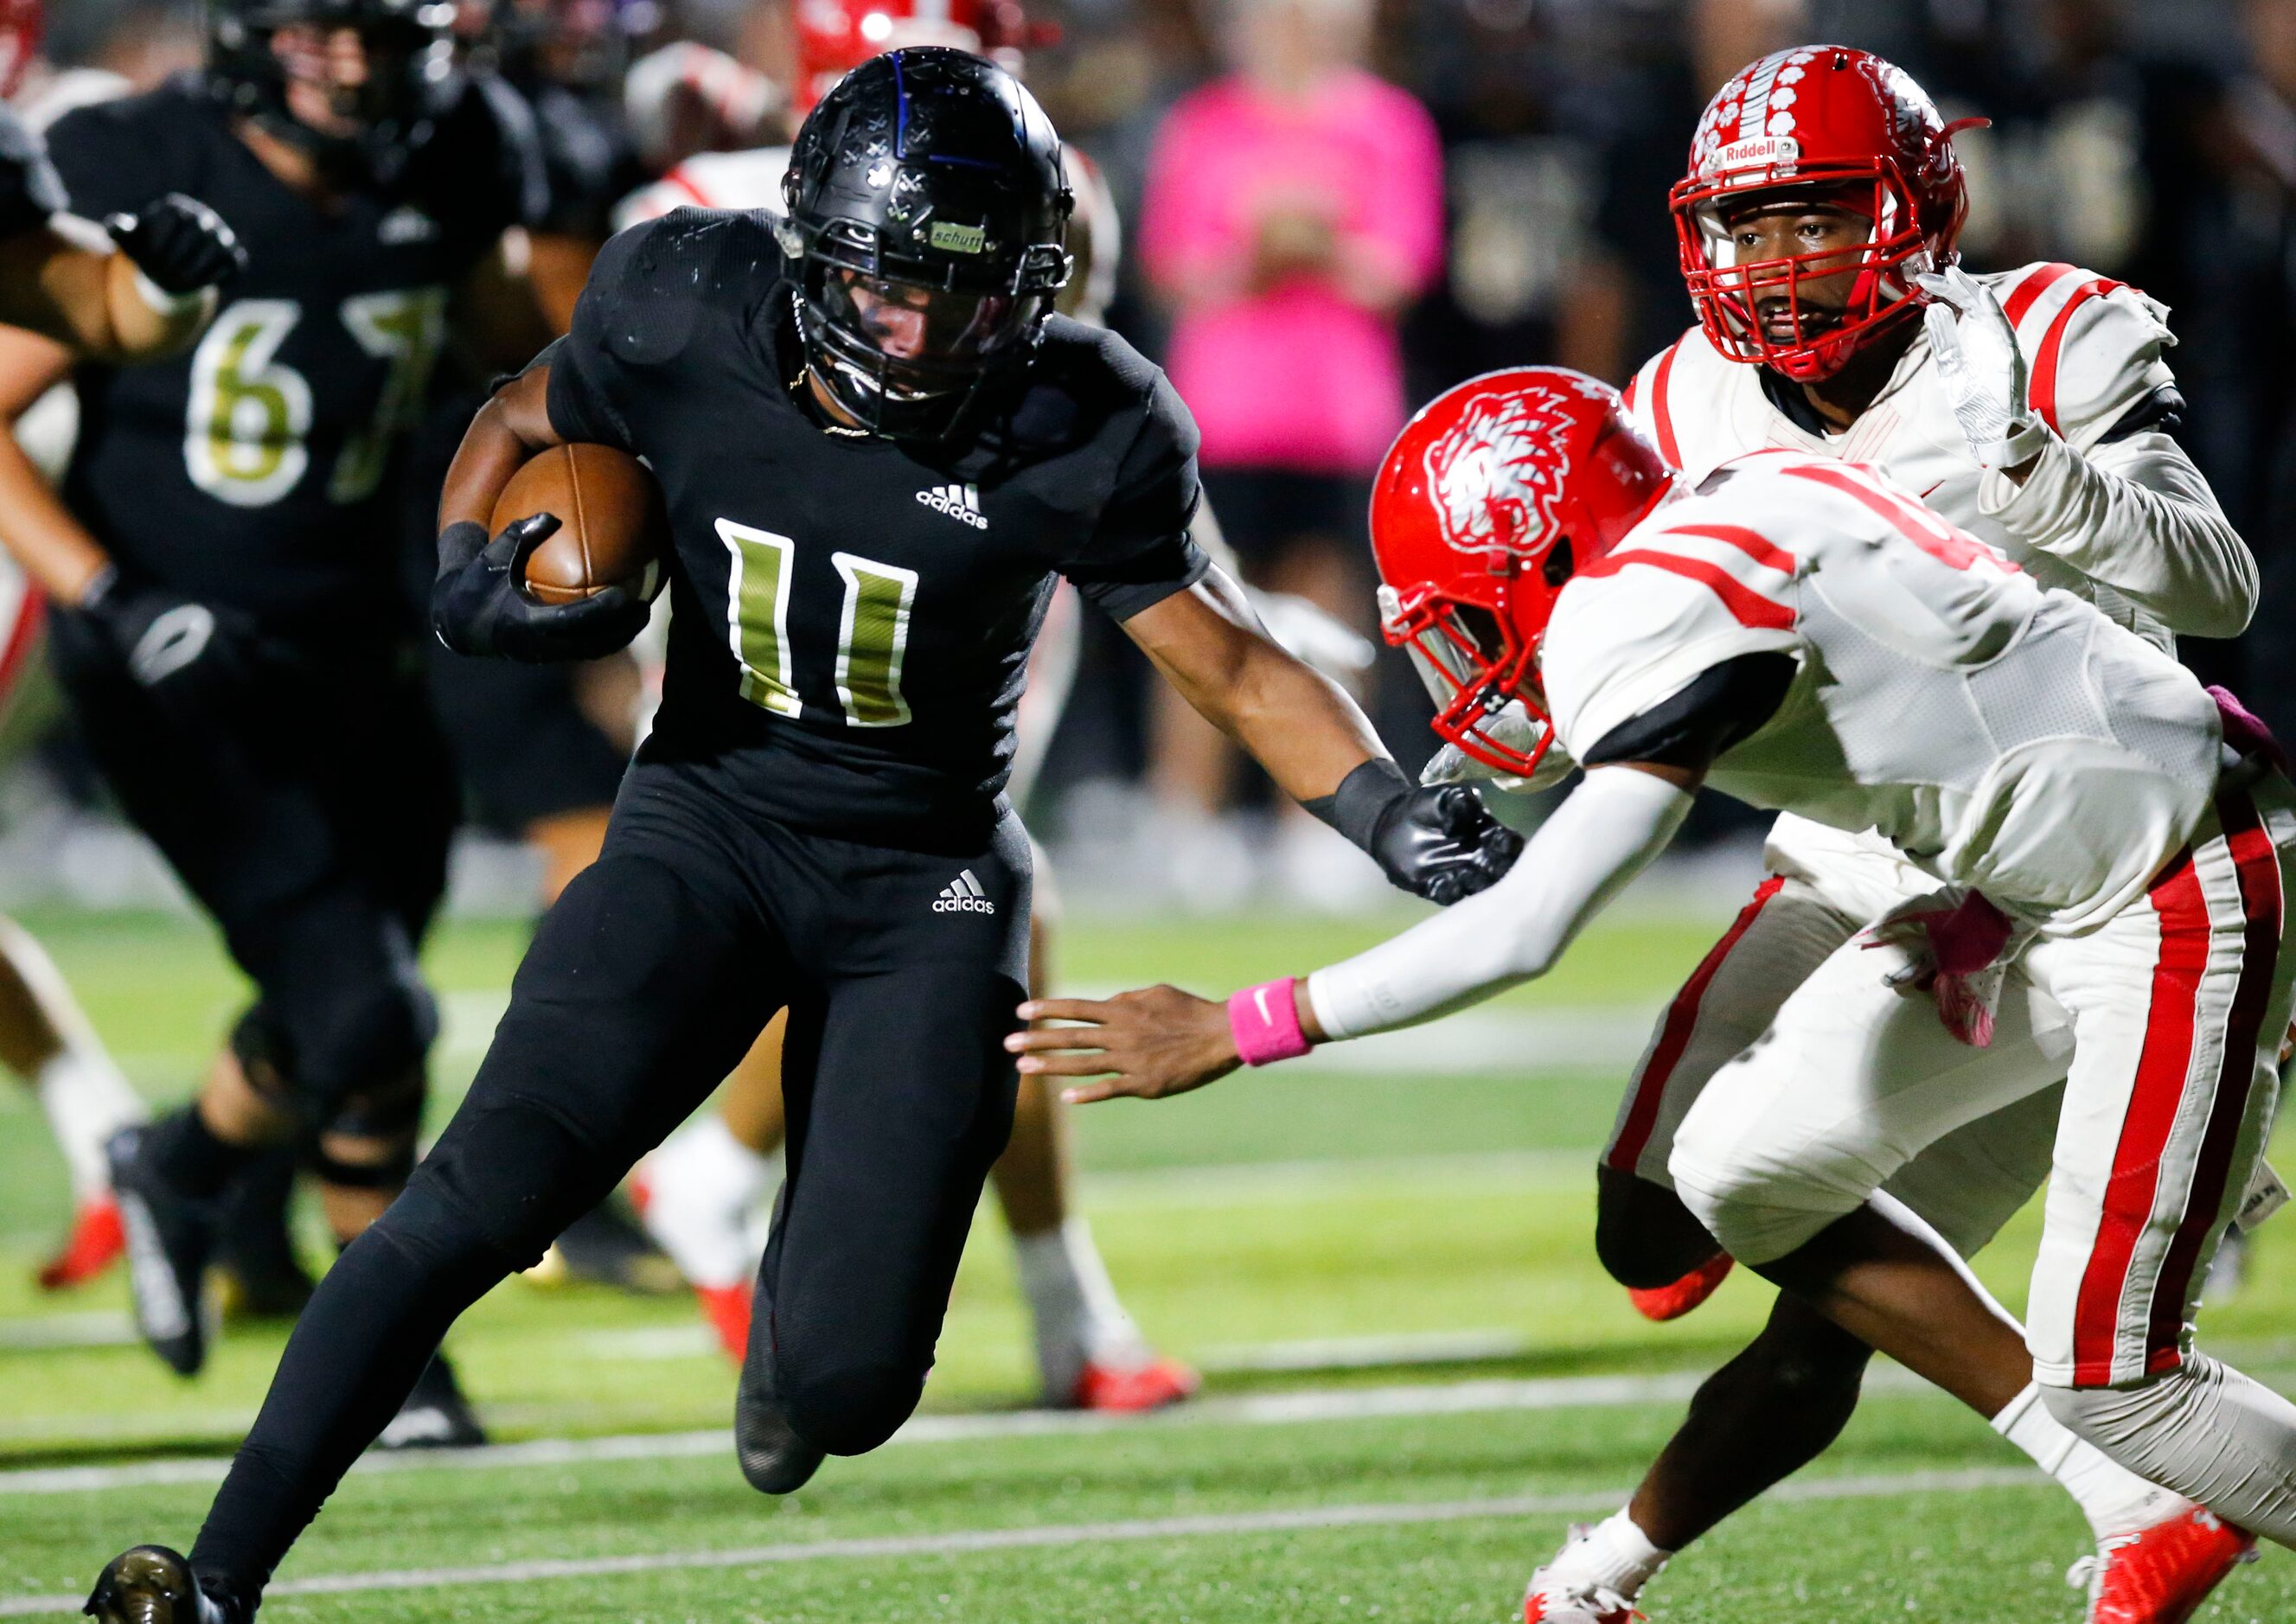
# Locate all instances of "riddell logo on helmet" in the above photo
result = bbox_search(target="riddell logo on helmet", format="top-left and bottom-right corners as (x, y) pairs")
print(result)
(1706, 135), (1800, 175)
(1423, 384), (1579, 560)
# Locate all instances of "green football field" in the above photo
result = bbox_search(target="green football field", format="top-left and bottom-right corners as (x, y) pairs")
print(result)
(0, 899), (2291, 1621)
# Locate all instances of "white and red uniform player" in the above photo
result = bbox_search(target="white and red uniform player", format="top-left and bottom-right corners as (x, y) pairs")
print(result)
(1426, 48), (2270, 1622)
(612, 0), (1215, 1413)
(1605, 50), (2254, 1285)
(1017, 367), (2296, 1619)
(0, 0), (149, 1293)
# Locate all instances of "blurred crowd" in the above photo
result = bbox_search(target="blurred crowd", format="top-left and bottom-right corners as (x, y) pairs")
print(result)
(26, 0), (2296, 905)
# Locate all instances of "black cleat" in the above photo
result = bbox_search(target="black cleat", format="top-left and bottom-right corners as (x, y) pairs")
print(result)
(374, 1351), (488, 1451)
(211, 1147), (314, 1322)
(84, 1545), (235, 1624)
(106, 1126), (221, 1378)
(735, 1302), (822, 1494)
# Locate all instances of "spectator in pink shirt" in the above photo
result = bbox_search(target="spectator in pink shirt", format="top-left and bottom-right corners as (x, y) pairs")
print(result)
(1138, 0), (1444, 905)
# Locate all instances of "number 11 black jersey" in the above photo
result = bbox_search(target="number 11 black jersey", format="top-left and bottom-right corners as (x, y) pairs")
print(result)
(45, 75), (544, 644)
(544, 208), (1208, 846)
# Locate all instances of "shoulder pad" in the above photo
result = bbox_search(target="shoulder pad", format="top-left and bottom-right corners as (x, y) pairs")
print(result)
(579, 208), (779, 368)
(1988, 262), (2176, 452)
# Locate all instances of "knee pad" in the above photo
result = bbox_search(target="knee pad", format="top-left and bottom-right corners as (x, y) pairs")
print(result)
(242, 977), (438, 1110)
(1593, 1169), (1722, 1290)
(1667, 1139), (1852, 1268)
(418, 1088), (628, 1269)
(778, 1356), (925, 1458)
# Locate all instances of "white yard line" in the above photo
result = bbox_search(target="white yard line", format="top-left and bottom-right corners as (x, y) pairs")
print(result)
(0, 1365), (1935, 1499)
(0, 1465), (2041, 1617)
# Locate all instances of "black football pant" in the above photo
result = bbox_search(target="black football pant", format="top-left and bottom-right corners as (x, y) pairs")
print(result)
(49, 617), (453, 1120)
(189, 760), (1031, 1606)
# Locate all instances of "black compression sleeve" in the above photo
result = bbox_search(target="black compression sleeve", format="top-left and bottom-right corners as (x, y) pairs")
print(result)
(1582, 651), (1797, 771)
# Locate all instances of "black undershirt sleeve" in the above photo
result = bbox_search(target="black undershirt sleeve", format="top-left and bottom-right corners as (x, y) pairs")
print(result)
(2100, 383), (2185, 442)
(1582, 650), (1798, 771)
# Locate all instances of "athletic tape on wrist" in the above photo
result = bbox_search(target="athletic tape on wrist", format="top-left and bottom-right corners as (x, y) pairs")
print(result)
(131, 266), (211, 320)
(1228, 977), (1310, 1066)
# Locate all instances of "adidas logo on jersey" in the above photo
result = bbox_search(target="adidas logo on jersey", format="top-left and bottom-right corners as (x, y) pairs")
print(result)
(918, 483), (987, 528)
(378, 206), (440, 245)
(934, 869), (995, 914)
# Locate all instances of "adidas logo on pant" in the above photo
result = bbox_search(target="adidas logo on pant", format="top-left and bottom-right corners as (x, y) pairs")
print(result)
(917, 483), (988, 529)
(934, 869), (996, 914)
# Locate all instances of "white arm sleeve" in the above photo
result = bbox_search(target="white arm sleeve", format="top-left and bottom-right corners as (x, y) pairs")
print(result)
(1304, 767), (1694, 1041)
(1979, 429), (2258, 639)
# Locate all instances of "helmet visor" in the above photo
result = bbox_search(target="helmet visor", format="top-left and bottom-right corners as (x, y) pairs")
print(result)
(817, 268), (1025, 380)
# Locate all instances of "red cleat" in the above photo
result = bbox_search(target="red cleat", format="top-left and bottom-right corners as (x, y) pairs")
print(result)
(1627, 1253), (1733, 1322)
(696, 1283), (752, 1363)
(1071, 1355), (1199, 1413)
(36, 1195), (125, 1291)
(2073, 1504), (2258, 1624)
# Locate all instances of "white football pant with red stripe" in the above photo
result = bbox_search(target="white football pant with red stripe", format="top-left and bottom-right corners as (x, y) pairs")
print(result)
(1671, 782), (2296, 1541)
(1604, 830), (2064, 1261)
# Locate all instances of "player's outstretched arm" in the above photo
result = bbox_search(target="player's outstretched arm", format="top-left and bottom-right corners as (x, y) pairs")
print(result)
(1122, 562), (1521, 905)
(1011, 763), (1697, 1103)
(432, 362), (647, 663)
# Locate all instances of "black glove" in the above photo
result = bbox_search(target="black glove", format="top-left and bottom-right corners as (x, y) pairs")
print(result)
(432, 514), (650, 663)
(106, 194), (247, 297)
(80, 566), (257, 716)
(1308, 759), (1525, 905)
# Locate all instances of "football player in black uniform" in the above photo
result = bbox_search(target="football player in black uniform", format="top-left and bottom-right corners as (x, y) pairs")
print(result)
(0, 0), (547, 1447)
(85, 48), (1520, 1621)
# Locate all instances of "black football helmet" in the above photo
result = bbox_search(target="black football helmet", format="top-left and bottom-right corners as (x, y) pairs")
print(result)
(208, 0), (460, 186)
(778, 47), (1071, 441)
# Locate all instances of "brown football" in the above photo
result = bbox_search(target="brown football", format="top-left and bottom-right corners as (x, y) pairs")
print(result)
(494, 443), (670, 606)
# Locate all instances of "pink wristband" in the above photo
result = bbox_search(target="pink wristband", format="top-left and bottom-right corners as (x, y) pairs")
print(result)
(1228, 977), (1312, 1066)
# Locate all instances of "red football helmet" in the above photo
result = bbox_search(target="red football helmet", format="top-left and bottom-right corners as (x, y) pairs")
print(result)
(0, 0), (41, 101)
(790, 0), (1047, 112)
(1372, 368), (1674, 777)
(1671, 45), (1985, 382)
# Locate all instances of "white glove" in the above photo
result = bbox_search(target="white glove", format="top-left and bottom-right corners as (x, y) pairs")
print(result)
(1916, 265), (2052, 473)
(1419, 700), (1576, 795)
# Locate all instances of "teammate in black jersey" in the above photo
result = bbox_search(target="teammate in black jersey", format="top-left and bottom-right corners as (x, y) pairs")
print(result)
(0, 0), (547, 1446)
(85, 49), (1521, 1621)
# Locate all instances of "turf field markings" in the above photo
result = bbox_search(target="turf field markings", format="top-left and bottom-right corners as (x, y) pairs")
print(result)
(0, 1465), (2048, 1616)
(0, 1366), (1932, 1497)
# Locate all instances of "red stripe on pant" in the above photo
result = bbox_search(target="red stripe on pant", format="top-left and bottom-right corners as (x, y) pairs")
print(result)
(1607, 874), (1786, 1174)
(2071, 846), (2207, 1385)
(2144, 792), (2283, 1372)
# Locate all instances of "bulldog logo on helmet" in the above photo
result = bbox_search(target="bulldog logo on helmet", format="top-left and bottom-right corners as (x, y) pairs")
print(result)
(1423, 383), (1577, 562)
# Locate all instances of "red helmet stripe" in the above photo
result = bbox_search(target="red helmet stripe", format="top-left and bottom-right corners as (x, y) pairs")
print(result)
(1649, 342), (1685, 469)
(1999, 261), (2078, 328)
(2031, 276), (2127, 435)
(1577, 552), (1794, 630)
(1663, 521), (1798, 578)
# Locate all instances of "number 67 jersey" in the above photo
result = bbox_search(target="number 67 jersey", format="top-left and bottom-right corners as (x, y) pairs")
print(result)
(41, 75), (543, 639)
(541, 208), (1208, 847)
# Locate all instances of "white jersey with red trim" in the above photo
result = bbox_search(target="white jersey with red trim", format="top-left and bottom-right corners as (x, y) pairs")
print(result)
(1543, 451), (2222, 935)
(1621, 264), (2254, 905)
(1623, 263), (2223, 652)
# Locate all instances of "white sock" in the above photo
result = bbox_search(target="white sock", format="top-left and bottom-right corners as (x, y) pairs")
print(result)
(1013, 1216), (1147, 1397)
(1539, 1508), (1671, 1597)
(1993, 1382), (2182, 1541)
(637, 1114), (769, 1290)
(35, 1045), (145, 1201)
